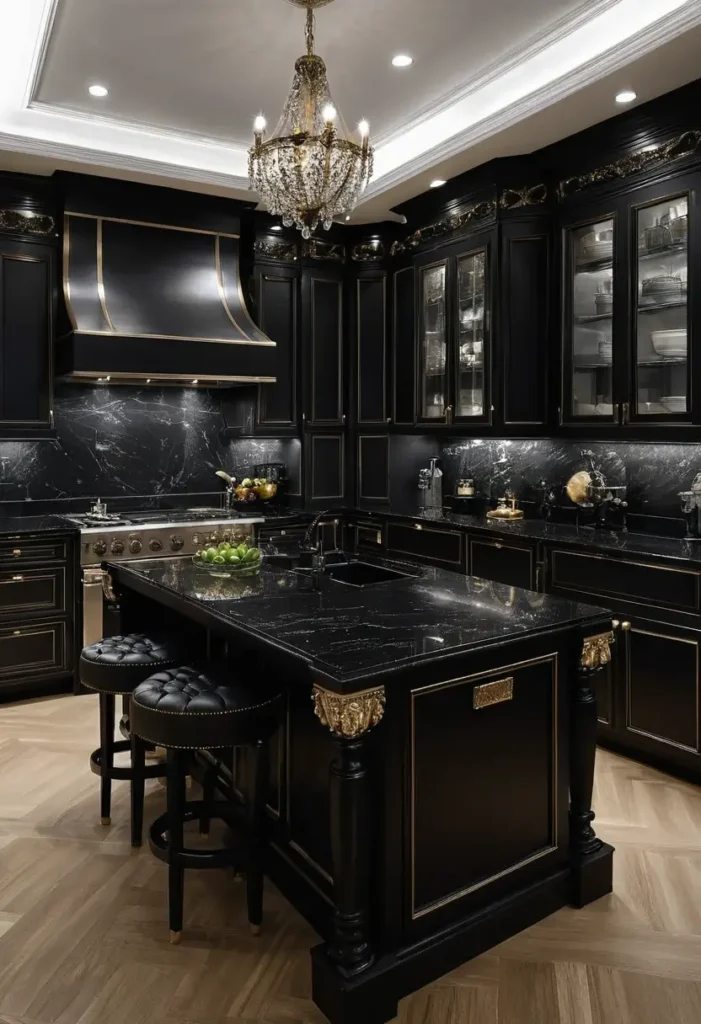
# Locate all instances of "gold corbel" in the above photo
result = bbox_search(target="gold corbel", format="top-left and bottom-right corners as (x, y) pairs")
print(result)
(581, 632), (614, 670)
(312, 684), (386, 738)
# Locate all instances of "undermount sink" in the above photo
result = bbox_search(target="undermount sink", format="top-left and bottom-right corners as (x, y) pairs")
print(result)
(295, 561), (418, 588)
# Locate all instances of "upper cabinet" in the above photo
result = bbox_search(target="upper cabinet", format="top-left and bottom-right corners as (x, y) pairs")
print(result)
(302, 267), (345, 429)
(560, 170), (699, 431)
(0, 238), (55, 437)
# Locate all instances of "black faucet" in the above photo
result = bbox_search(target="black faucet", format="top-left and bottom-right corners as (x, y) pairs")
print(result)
(301, 511), (345, 572)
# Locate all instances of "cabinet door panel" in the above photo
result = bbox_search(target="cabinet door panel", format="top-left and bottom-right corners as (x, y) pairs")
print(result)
(386, 522), (463, 569)
(626, 623), (699, 753)
(357, 276), (386, 424)
(502, 230), (548, 425)
(308, 434), (345, 502)
(0, 248), (52, 428)
(454, 246), (489, 422)
(358, 435), (389, 502)
(256, 270), (297, 428)
(417, 260), (448, 422)
(469, 538), (534, 590)
(0, 567), (66, 617)
(309, 277), (343, 426)
(393, 266), (415, 425)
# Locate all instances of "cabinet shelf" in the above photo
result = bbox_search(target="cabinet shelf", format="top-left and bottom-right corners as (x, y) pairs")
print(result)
(639, 240), (687, 260)
(575, 313), (613, 324)
(575, 257), (613, 273)
(638, 299), (687, 313)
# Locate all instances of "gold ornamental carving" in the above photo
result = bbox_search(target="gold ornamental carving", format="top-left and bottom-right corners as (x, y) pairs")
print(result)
(581, 632), (615, 671)
(312, 684), (386, 738)
(473, 676), (514, 710)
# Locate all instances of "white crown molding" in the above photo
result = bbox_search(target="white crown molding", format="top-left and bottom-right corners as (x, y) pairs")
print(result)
(361, 0), (701, 202)
(370, 0), (621, 148)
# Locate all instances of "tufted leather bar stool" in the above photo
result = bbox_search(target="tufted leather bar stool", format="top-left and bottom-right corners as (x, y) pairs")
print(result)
(80, 633), (188, 841)
(130, 664), (284, 944)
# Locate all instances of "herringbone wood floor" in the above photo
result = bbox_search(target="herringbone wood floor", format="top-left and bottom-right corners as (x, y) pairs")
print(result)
(1, 695), (700, 1023)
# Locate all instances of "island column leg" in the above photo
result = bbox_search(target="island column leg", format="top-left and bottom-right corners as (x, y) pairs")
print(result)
(310, 683), (391, 1024)
(570, 631), (615, 908)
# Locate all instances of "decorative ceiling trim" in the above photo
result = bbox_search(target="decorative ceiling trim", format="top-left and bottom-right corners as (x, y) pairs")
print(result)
(301, 239), (345, 261)
(0, 209), (55, 236)
(254, 238), (298, 262)
(361, 0), (701, 202)
(558, 129), (701, 198)
(351, 240), (385, 262)
(389, 198), (497, 257)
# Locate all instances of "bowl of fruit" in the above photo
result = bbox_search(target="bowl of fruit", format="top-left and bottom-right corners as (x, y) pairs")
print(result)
(193, 540), (263, 577)
(235, 477), (278, 504)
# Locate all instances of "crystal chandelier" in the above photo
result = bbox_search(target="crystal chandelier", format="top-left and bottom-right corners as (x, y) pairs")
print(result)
(249, 0), (373, 238)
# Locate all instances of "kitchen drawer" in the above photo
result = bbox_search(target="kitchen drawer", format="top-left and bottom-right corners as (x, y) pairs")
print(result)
(0, 620), (66, 679)
(0, 567), (66, 617)
(469, 537), (534, 590)
(549, 549), (700, 615)
(356, 520), (384, 551)
(386, 521), (463, 569)
(0, 538), (67, 565)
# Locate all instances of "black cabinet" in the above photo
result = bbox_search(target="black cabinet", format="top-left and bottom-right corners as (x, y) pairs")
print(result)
(253, 265), (299, 433)
(467, 536), (535, 590)
(392, 264), (416, 426)
(354, 273), (388, 426)
(302, 270), (344, 428)
(559, 170), (700, 432)
(305, 433), (346, 508)
(385, 520), (463, 570)
(357, 434), (389, 504)
(0, 240), (55, 436)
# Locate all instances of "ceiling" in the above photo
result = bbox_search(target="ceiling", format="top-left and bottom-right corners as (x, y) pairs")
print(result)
(35, 0), (588, 146)
(0, 0), (699, 220)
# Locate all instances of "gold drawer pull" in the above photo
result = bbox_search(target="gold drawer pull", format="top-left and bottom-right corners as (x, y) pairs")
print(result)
(11, 575), (23, 581)
(12, 549), (21, 557)
(622, 621), (631, 631)
(473, 677), (514, 709)
(415, 524), (423, 530)
(495, 542), (503, 549)
(13, 630), (21, 635)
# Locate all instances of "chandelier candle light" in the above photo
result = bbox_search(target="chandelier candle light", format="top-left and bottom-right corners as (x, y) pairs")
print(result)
(249, 0), (374, 237)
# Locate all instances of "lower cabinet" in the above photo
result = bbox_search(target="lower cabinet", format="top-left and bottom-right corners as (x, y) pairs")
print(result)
(467, 536), (535, 590)
(385, 520), (464, 571)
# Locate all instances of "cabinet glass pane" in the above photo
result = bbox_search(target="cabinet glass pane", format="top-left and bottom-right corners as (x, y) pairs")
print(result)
(635, 195), (688, 417)
(456, 250), (485, 417)
(419, 263), (447, 419)
(570, 218), (614, 418)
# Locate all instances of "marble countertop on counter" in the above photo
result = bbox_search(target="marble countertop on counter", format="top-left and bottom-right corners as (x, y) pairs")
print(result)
(0, 514), (78, 537)
(110, 555), (610, 689)
(355, 505), (701, 566)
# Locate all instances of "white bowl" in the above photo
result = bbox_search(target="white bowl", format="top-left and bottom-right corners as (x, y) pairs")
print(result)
(651, 329), (687, 357)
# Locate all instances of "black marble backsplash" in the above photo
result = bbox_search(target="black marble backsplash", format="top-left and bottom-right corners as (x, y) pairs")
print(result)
(439, 438), (698, 520)
(0, 385), (301, 507)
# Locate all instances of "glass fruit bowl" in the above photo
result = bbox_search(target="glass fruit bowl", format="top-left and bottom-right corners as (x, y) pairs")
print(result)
(192, 541), (263, 578)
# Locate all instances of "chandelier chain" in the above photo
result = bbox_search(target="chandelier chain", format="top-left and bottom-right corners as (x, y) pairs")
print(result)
(305, 8), (315, 56)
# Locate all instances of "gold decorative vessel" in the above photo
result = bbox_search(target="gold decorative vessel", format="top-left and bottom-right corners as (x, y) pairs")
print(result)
(487, 496), (524, 521)
(566, 471), (592, 505)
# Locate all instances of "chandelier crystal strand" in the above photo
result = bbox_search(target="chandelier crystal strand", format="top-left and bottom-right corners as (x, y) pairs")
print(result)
(249, 0), (373, 237)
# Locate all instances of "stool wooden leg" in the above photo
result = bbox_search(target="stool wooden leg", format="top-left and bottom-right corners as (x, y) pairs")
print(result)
(99, 693), (115, 826)
(246, 739), (269, 936)
(166, 749), (186, 944)
(130, 730), (146, 847)
(200, 762), (217, 837)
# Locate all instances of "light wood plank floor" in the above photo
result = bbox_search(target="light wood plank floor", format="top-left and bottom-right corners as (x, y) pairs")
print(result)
(1, 694), (700, 1024)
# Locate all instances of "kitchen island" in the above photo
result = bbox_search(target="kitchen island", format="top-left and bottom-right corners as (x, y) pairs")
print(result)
(108, 554), (615, 1024)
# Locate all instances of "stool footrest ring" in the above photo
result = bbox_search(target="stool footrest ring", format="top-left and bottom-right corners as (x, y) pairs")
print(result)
(90, 742), (166, 782)
(149, 803), (244, 871)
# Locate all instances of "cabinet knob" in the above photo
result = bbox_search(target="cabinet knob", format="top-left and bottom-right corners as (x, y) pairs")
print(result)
(622, 621), (631, 631)
(387, 416), (391, 424)
(11, 575), (23, 582)
(12, 549), (21, 557)
(612, 619), (620, 629)
(415, 523), (423, 530)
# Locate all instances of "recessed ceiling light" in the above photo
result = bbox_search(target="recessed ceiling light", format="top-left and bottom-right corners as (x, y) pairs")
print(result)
(429, 179), (447, 188)
(392, 54), (413, 68)
(88, 84), (108, 98)
(271, 225), (282, 232)
(615, 90), (636, 104)
(345, 215), (351, 222)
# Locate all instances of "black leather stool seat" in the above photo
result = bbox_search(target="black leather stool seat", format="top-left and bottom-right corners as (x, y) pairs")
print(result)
(131, 664), (284, 750)
(80, 633), (186, 695)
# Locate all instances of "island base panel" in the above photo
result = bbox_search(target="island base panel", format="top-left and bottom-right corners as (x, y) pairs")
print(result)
(570, 841), (614, 909)
(311, 866), (572, 1024)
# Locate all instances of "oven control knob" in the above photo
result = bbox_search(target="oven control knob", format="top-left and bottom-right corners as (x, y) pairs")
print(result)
(93, 539), (107, 556)
(110, 540), (125, 555)
(149, 538), (163, 552)
(170, 534), (184, 551)
(129, 539), (142, 554)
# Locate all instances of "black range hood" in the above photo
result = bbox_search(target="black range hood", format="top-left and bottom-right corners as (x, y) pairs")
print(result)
(57, 206), (276, 388)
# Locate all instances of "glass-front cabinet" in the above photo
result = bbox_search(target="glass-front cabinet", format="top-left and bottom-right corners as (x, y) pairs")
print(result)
(634, 193), (689, 420)
(561, 175), (697, 430)
(565, 216), (616, 421)
(417, 237), (492, 425)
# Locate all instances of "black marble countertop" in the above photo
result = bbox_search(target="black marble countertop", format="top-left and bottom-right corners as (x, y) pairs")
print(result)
(355, 505), (701, 566)
(110, 555), (610, 689)
(0, 514), (78, 537)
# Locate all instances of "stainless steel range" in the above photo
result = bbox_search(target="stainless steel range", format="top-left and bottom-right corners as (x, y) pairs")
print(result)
(71, 500), (264, 647)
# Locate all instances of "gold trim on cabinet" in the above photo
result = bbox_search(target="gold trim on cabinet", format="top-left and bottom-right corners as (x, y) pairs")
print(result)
(65, 210), (240, 239)
(214, 234), (251, 341)
(410, 653), (559, 919)
(95, 218), (116, 332)
(625, 626), (700, 753)
(549, 548), (701, 614)
(311, 276), (343, 425)
(358, 435), (389, 502)
(473, 676), (514, 709)
(357, 276), (387, 424)
(392, 265), (414, 425)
